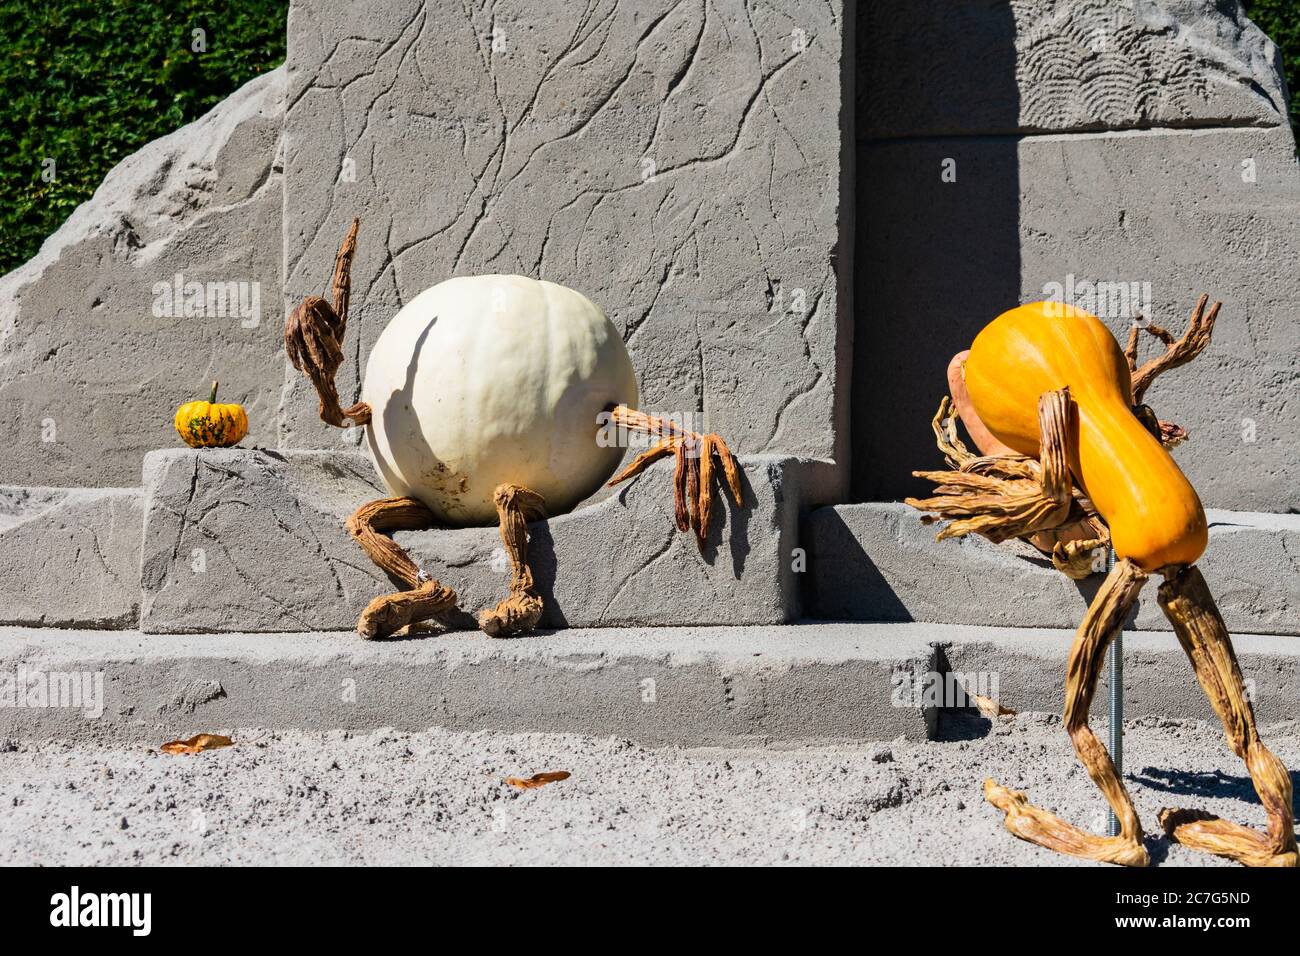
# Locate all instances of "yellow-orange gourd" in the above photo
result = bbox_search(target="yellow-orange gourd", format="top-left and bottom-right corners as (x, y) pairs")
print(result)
(963, 302), (1206, 572)
(174, 381), (248, 449)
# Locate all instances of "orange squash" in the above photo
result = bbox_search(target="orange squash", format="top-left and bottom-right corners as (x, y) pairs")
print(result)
(963, 302), (1206, 572)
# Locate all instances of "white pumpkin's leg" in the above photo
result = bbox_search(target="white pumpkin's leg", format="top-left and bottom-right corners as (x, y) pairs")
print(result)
(346, 497), (458, 639)
(1155, 565), (1297, 867)
(605, 405), (745, 551)
(283, 217), (372, 428)
(985, 558), (1150, 866)
(479, 484), (547, 638)
(906, 388), (1076, 544)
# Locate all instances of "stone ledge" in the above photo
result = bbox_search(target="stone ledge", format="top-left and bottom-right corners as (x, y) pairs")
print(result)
(138, 448), (829, 633)
(805, 502), (1300, 635)
(3, 622), (1296, 746)
(0, 624), (938, 746)
(0, 486), (143, 629)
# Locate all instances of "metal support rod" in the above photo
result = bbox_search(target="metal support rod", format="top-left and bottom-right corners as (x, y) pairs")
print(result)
(1107, 548), (1124, 838)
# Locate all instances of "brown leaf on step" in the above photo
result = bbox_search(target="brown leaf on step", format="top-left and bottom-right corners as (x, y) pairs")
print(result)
(159, 733), (234, 755)
(505, 771), (570, 789)
(972, 694), (1016, 718)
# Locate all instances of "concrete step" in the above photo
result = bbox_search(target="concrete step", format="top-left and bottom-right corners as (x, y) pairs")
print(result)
(2, 622), (1296, 747)
(805, 502), (1300, 635)
(138, 448), (834, 633)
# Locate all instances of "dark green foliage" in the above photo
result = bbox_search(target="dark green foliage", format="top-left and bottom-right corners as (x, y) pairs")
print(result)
(0, 0), (287, 274)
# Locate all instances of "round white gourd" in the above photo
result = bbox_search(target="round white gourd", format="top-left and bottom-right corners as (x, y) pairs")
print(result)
(361, 275), (638, 526)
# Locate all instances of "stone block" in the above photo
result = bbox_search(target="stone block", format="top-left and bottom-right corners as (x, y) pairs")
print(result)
(0, 69), (288, 487)
(138, 447), (819, 632)
(0, 487), (143, 628)
(859, 0), (1288, 139)
(853, 124), (1300, 511)
(805, 502), (1300, 635)
(281, 0), (850, 468)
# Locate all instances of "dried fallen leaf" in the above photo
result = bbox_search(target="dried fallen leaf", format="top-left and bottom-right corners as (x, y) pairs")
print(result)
(160, 733), (234, 755)
(972, 694), (1016, 718)
(505, 771), (570, 790)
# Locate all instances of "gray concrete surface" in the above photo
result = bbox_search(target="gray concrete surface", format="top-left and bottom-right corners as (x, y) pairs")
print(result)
(3, 622), (1298, 748)
(0, 486), (142, 628)
(138, 448), (829, 633)
(859, 0), (1288, 138)
(0, 68), (286, 487)
(0, 623), (940, 746)
(281, 0), (851, 468)
(806, 502), (1300, 635)
(3, 715), (1295, 865)
(854, 1), (1300, 512)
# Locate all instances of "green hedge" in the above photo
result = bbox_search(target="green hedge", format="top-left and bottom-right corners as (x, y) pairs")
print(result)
(0, 0), (287, 275)
(1, 1), (1297, 276)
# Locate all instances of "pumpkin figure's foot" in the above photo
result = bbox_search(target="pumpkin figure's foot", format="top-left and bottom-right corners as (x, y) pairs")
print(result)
(985, 780), (1150, 867)
(479, 593), (543, 638)
(1158, 808), (1298, 867)
(605, 405), (745, 551)
(356, 578), (459, 640)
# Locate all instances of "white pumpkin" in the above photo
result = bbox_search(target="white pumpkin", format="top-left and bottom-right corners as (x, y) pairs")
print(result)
(361, 275), (638, 526)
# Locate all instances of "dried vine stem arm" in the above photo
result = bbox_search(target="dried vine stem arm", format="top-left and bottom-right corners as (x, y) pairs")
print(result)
(479, 484), (548, 638)
(905, 388), (1075, 544)
(346, 496), (458, 639)
(986, 558), (1151, 866)
(1126, 294), (1220, 405)
(1156, 565), (1297, 867)
(605, 404), (745, 551)
(284, 218), (372, 428)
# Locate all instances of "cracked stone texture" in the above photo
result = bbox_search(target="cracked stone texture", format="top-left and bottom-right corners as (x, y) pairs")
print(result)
(855, 124), (1300, 510)
(859, 0), (1290, 138)
(280, 0), (847, 468)
(138, 447), (810, 633)
(805, 502), (1300, 636)
(0, 487), (143, 628)
(0, 67), (287, 487)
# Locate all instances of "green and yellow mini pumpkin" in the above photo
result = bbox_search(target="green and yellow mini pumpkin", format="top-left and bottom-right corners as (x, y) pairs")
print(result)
(174, 381), (248, 448)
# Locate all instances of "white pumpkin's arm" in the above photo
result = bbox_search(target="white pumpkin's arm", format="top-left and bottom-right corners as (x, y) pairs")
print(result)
(284, 218), (372, 428)
(605, 405), (745, 552)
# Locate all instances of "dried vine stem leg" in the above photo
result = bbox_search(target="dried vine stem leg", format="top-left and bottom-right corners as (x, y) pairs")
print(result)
(985, 557), (1151, 866)
(605, 405), (745, 551)
(284, 217), (372, 428)
(1155, 566), (1298, 867)
(479, 484), (547, 638)
(905, 388), (1075, 544)
(346, 497), (457, 639)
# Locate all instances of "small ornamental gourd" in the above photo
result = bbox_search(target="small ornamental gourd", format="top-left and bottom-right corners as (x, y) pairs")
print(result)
(174, 382), (248, 448)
